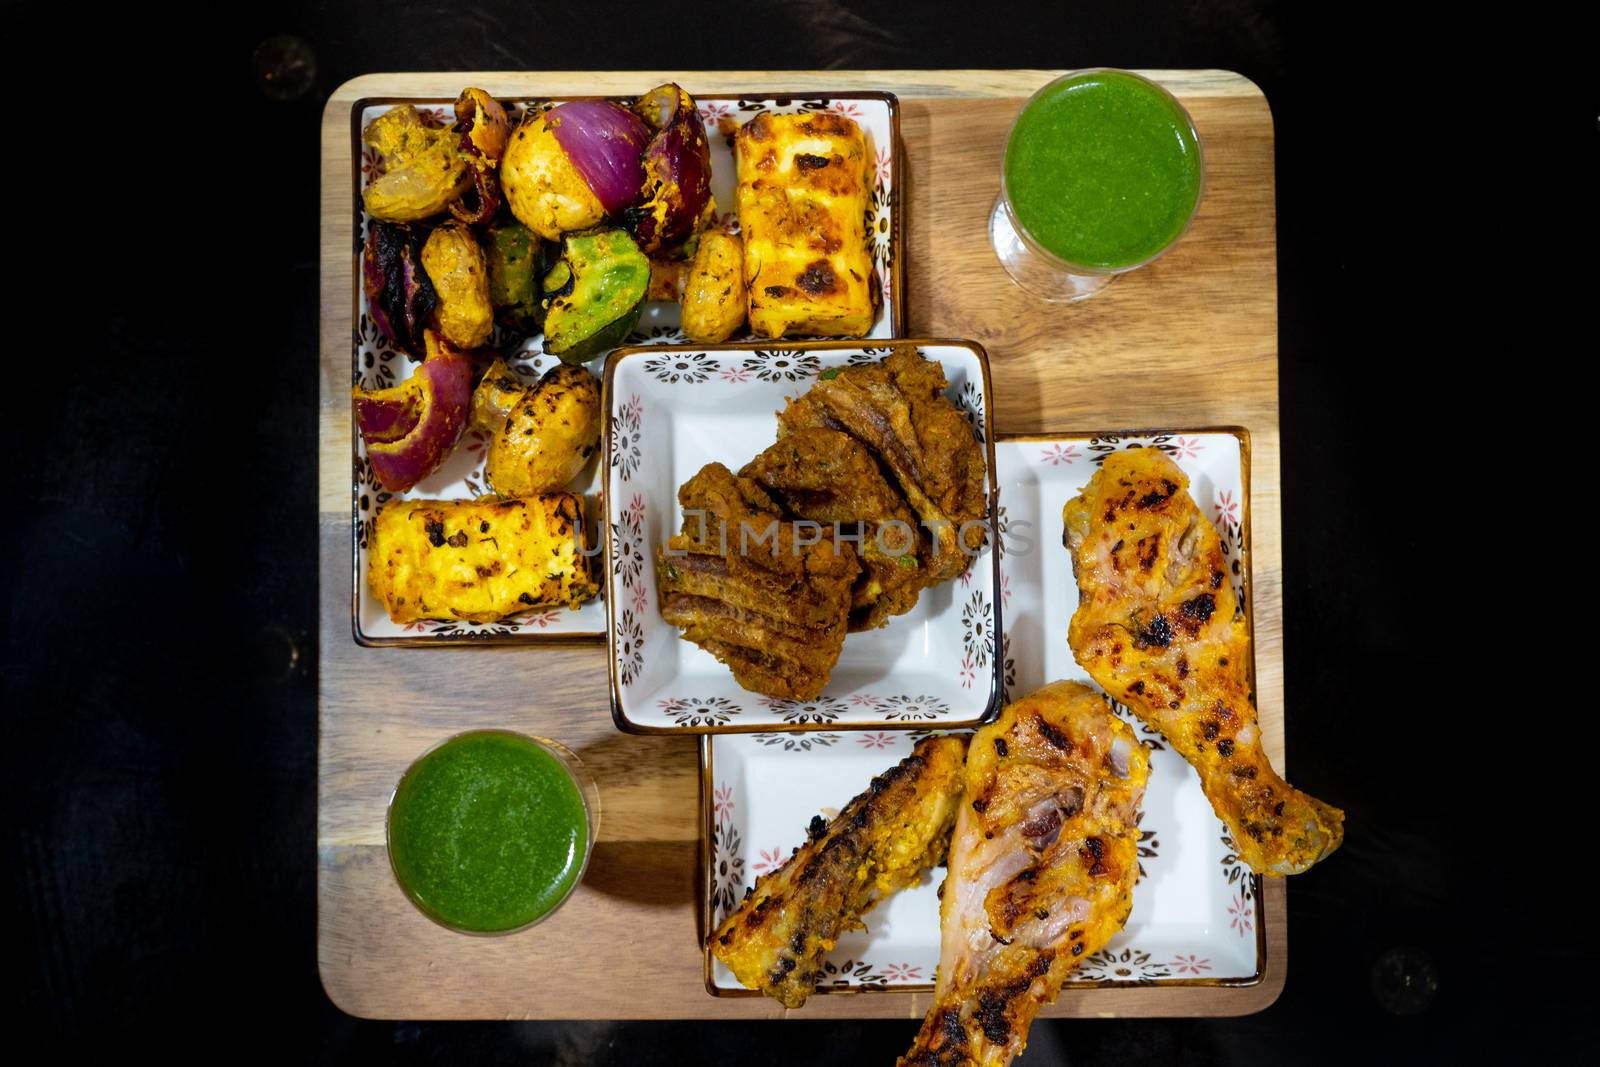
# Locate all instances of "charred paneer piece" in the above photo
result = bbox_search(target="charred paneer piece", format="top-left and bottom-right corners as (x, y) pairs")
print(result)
(740, 427), (926, 630)
(900, 682), (1148, 1067)
(736, 111), (875, 339)
(656, 463), (858, 700)
(711, 735), (969, 1009)
(367, 495), (599, 623)
(1064, 447), (1344, 875)
(779, 349), (987, 583)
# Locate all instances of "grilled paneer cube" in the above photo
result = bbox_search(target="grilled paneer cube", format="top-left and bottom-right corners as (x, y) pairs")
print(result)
(367, 496), (598, 624)
(735, 111), (875, 338)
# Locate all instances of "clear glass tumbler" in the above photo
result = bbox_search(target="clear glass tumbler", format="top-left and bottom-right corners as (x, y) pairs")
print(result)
(990, 69), (1206, 303)
(386, 729), (600, 936)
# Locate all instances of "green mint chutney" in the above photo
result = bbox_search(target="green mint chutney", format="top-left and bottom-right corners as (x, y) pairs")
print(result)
(1004, 70), (1202, 270)
(387, 731), (589, 933)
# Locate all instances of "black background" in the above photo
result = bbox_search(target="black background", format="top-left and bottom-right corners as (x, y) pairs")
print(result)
(2, 1), (1587, 1062)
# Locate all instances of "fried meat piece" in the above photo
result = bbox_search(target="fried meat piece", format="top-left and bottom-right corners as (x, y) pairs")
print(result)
(741, 427), (926, 630)
(657, 463), (858, 699)
(778, 349), (986, 583)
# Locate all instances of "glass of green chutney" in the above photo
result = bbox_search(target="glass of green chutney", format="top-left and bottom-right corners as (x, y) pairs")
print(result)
(386, 730), (599, 935)
(990, 69), (1204, 302)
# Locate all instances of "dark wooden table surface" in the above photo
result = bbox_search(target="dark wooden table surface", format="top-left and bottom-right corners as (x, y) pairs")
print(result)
(5, 0), (1577, 1062)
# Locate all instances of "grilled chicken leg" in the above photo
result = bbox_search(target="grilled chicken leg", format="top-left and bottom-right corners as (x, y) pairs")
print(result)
(1063, 447), (1343, 875)
(900, 681), (1149, 1067)
(710, 735), (969, 1008)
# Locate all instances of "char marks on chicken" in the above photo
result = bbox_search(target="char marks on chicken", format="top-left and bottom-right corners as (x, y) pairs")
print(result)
(900, 681), (1149, 1067)
(710, 735), (969, 1008)
(1063, 447), (1343, 876)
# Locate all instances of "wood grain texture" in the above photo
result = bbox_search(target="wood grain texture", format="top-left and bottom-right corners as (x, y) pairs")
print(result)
(319, 69), (1284, 1020)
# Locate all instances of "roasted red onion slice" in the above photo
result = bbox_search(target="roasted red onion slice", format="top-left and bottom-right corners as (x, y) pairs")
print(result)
(546, 99), (650, 216)
(362, 221), (437, 357)
(355, 334), (473, 492)
(627, 83), (713, 254)
(354, 390), (421, 444)
(449, 88), (509, 224)
(453, 87), (510, 163)
(631, 83), (681, 131)
(449, 166), (502, 225)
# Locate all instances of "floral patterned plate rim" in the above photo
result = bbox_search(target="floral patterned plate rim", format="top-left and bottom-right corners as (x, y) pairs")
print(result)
(349, 91), (904, 646)
(348, 343), (610, 647)
(602, 339), (1001, 734)
(700, 429), (1266, 996)
(348, 91), (904, 353)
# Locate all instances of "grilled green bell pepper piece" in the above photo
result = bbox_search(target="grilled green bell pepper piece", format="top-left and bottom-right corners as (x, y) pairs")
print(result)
(484, 219), (544, 335)
(541, 228), (649, 363)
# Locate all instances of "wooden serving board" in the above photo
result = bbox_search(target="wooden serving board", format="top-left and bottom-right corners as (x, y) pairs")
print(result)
(318, 69), (1284, 1020)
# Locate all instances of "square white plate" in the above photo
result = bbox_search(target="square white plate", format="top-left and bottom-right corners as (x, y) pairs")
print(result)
(351, 90), (903, 645)
(703, 430), (1265, 994)
(353, 349), (609, 644)
(603, 341), (1001, 733)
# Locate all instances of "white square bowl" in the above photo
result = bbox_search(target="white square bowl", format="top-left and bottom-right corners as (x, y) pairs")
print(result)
(602, 340), (1001, 734)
